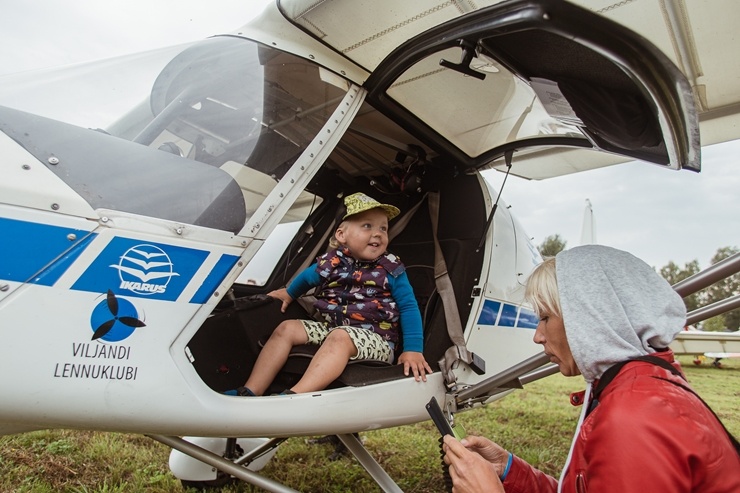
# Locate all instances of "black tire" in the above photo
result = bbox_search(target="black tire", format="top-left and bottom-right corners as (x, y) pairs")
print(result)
(180, 474), (236, 490)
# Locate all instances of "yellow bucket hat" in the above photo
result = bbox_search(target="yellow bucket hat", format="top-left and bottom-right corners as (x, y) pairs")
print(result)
(343, 192), (400, 220)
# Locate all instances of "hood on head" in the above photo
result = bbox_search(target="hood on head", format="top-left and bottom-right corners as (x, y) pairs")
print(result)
(555, 245), (686, 382)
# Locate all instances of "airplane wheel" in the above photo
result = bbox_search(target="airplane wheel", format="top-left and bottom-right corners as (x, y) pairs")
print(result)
(692, 359), (702, 365)
(181, 475), (235, 490)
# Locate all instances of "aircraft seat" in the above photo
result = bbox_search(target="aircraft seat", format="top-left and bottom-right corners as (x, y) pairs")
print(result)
(187, 171), (486, 393)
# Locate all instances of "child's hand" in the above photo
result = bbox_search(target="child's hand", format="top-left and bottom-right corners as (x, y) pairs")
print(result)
(267, 288), (293, 313)
(397, 351), (433, 382)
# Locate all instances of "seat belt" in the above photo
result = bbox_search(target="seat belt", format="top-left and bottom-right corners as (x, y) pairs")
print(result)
(428, 191), (485, 389)
(388, 195), (426, 243)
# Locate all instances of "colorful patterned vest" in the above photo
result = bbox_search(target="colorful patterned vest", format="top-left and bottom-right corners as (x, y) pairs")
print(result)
(314, 248), (405, 343)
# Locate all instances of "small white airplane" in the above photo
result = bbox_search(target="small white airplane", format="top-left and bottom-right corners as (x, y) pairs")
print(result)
(697, 352), (740, 368)
(1, 1), (739, 491)
(672, 328), (740, 367)
(669, 253), (740, 368)
(671, 326), (740, 367)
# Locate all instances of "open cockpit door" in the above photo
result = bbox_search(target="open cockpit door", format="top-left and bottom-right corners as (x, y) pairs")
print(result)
(364, 0), (699, 177)
(280, 0), (701, 179)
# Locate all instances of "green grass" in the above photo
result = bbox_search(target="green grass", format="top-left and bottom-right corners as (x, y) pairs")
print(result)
(1, 356), (737, 492)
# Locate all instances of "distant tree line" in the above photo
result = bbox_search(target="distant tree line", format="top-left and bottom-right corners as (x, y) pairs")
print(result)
(536, 236), (739, 331)
(659, 246), (740, 331)
(538, 234), (568, 257)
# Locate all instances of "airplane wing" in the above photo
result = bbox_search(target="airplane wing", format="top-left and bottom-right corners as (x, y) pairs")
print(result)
(670, 330), (740, 356)
(276, 0), (738, 179)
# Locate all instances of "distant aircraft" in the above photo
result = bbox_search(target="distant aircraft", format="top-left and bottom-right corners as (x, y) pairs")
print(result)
(670, 253), (740, 368)
(671, 328), (740, 367)
(580, 199), (596, 245)
(1, 1), (739, 490)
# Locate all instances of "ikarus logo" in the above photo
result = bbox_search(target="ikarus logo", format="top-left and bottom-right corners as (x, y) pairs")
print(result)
(72, 237), (209, 301)
(110, 244), (179, 296)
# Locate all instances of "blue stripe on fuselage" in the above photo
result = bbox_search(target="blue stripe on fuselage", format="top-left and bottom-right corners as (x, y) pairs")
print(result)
(0, 217), (96, 286)
(477, 299), (502, 325)
(476, 299), (538, 329)
(190, 254), (240, 303)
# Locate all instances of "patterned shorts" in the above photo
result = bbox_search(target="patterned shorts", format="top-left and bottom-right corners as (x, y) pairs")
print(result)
(300, 320), (394, 363)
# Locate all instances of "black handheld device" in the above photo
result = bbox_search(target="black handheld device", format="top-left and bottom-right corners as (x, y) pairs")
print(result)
(426, 396), (455, 437)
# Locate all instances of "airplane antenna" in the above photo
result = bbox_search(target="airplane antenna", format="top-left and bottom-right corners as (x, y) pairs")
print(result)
(476, 150), (513, 252)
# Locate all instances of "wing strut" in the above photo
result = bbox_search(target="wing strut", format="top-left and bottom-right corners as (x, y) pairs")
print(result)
(149, 435), (297, 493)
(455, 352), (556, 405)
(337, 434), (404, 493)
(151, 434), (406, 493)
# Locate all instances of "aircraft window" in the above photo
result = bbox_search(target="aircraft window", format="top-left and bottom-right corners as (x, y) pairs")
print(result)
(237, 222), (302, 286)
(0, 36), (349, 233)
(0, 37), (347, 233)
(386, 47), (581, 158)
(122, 36), (347, 226)
(237, 189), (323, 286)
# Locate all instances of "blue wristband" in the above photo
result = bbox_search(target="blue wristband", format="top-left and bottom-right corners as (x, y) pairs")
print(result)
(500, 452), (513, 481)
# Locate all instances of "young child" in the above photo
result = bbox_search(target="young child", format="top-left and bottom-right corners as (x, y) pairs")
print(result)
(232, 192), (432, 396)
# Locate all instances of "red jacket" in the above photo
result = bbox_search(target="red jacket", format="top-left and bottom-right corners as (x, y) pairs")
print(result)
(503, 350), (740, 493)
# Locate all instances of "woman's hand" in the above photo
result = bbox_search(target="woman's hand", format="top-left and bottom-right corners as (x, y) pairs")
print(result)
(267, 288), (293, 313)
(397, 351), (433, 381)
(443, 435), (507, 493)
(454, 435), (510, 477)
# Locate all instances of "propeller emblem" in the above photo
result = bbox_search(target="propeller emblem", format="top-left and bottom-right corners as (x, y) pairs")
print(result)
(90, 290), (146, 342)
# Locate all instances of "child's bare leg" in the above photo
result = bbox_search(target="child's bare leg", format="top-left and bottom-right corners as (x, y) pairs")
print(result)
(290, 329), (357, 393)
(245, 320), (308, 395)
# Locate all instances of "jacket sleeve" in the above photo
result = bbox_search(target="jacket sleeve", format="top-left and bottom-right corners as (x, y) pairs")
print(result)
(502, 456), (558, 493)
(286, 263), (321, 299)
(389, 271), (424, 352)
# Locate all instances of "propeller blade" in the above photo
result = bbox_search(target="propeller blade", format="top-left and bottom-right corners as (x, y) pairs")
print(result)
(106, 290), (118, 317)
(119, 317), (146, 328)
(92, 320), (115, 341)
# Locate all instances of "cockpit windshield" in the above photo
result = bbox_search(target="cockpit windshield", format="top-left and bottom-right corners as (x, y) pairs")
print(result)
(109, 36), (348, 225)
(121, 37), (347, 174)
(0, 36), (347, 232)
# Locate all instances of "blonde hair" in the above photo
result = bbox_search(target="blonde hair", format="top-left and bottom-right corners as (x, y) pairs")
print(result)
(524, 257), (562, 319)
(328, 220), (347, 249)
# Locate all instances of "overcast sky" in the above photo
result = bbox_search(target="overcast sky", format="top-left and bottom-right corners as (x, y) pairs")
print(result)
(0, 0), (737, 270)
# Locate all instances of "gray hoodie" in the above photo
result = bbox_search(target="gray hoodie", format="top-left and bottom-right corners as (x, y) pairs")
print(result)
(556, 245), (687, 383)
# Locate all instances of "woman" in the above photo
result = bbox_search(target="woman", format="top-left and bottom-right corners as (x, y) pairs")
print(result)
(444, 245), (739, 492)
